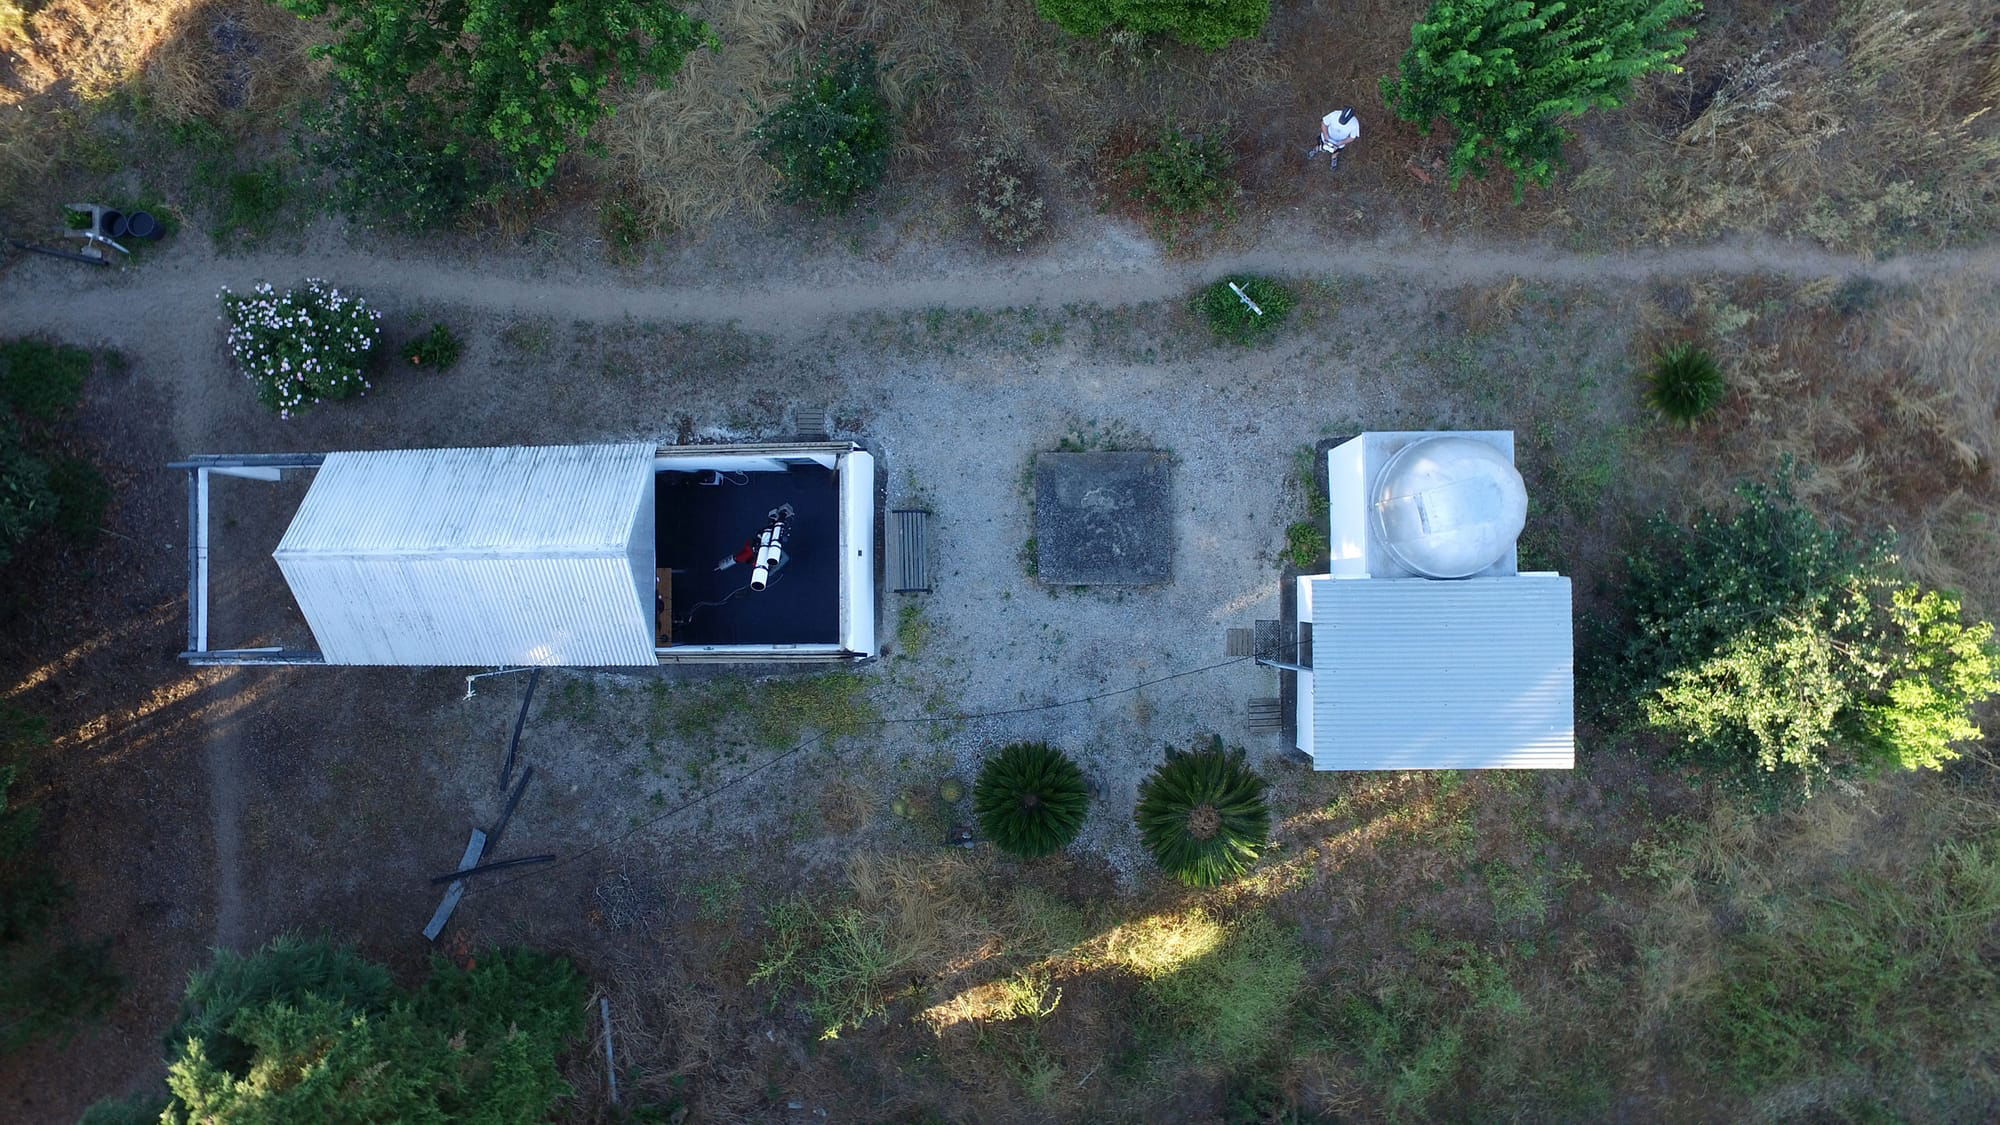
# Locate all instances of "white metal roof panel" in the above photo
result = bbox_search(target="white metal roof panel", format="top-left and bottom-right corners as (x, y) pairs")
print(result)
(1308, 576), (1574, 770)
(274, 444), (657, 665)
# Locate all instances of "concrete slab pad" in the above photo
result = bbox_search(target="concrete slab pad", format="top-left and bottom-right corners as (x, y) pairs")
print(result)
(1034, 451), (1172, 585)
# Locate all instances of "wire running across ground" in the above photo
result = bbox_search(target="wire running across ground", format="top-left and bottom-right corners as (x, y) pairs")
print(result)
(458, 641), (1301, 902)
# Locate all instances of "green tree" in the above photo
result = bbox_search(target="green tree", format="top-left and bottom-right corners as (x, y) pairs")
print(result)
(279, 0), (711, 221)
(87, 936), (586, 1122)
(1621, 476), (2000, 797)
(1036, 0), (1271, 49)
(1382, 0), (1698, 192)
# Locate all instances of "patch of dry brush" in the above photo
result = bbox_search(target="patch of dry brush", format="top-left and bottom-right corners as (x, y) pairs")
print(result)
(1634, 0), (2000, 249)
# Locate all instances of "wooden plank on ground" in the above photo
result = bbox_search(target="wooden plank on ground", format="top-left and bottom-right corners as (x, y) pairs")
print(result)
(422, 828), (487, 942)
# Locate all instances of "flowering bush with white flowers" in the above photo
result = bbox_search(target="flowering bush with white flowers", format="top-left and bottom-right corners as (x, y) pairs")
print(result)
(219, 280), (381, 417)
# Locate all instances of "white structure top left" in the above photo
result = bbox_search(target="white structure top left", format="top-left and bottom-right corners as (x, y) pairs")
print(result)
(274, 444), (659, 666)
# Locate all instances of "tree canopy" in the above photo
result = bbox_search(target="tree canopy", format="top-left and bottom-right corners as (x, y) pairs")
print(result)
(279, 0), (711, 223)
(1382, 0), (1698, 192)
(84, 935), (586, 1123)
(1619, 476), (1999, 798)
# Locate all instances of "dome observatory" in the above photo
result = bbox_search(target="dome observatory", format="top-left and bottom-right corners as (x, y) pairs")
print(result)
(1368, 435), (1529, 580)
(1293, 430), (1574, 774)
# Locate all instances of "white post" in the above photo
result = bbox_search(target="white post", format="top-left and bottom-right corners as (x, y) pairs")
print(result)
(1228, 281), (1264, 317)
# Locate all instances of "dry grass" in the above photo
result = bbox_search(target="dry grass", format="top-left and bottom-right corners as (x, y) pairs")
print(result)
(0, 0), (327, 214)
(1657, 277), (2000, 612)
(139, 0), (327, 125)
(594, 0), (1288, 238)
(1626, 0), (2000, 249)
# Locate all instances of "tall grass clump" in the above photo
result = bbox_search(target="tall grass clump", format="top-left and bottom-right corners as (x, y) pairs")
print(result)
(1646, 341), (1726, 424)
(1694, 834), (2000, 1098)
(1199, 277), (1294, 345)
(1135, 738), (1270, 886)
(219, 280), (381, 417)
(973, 741), (1090, 858)
(1037, 0), (1270, 48)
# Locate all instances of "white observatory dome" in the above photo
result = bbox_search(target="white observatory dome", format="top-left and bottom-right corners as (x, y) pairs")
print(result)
(1369, 436), (1528, 579)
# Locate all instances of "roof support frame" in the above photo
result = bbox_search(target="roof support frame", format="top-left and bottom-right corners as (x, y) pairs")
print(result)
(180, 455), (328, 666)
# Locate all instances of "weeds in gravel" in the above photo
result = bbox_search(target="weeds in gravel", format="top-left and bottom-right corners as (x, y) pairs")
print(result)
(1282, 520), (1327, 569)
(196, 157), (296, 246)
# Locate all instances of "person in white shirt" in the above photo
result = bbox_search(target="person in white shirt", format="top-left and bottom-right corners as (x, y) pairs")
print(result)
(1316, 107), (1360, 170)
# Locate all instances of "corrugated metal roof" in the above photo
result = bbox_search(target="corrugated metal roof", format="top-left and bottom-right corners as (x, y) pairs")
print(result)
(274, 445), (658, 666)
(1308, 576), (1573, 770)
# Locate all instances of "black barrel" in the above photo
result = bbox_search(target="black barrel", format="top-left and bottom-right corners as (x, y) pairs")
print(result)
(98, 210), (128, 238)
(126, 211), (163, 240)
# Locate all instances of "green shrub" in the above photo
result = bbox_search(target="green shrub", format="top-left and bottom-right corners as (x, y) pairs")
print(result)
(296, 96), (493, 231)
(1621, 475), (2000, 797)
(756, 45), (895, 212)
(279, 0), (709, 212)
(1382, 0), (1698, 193)
(46, 454), (109, 544)
(1646, 342), (1726, 424)
(140, 936), (585, 1121)
(165, 934), (394, 1069)
(1134, 738), (1270, 886)
(1199, 277), (1294, 345)
(1037, 0), (1271, 49)
(219, 280), (382, 417)
(404, 323), (462, 371)
(1282, 518), (1328, 569)
(973, 741), (1091, 858)
(0, 415), (55, 567)
(0, 339), (89, 420)
(1125, 129), (1235, 225)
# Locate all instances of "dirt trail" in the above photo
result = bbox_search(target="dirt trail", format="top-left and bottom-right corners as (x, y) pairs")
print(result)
(6, 230), (2000, 345)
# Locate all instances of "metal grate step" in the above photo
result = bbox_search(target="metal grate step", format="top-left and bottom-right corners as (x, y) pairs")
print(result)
(892, 508), (933, 593)
(792, 404), (832, 441)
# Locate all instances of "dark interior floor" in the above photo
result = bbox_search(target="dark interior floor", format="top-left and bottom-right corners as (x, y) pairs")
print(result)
(655, 467), (840, 646)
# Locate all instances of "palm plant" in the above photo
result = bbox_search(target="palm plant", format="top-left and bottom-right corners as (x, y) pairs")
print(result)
(973, 741), (1090, 858)
(1134, 739), (1270, 886)
(1646, 342), (1727, 425)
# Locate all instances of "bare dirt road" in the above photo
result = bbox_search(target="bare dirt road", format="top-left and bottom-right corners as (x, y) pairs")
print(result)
(6, 221), (1998, 347)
